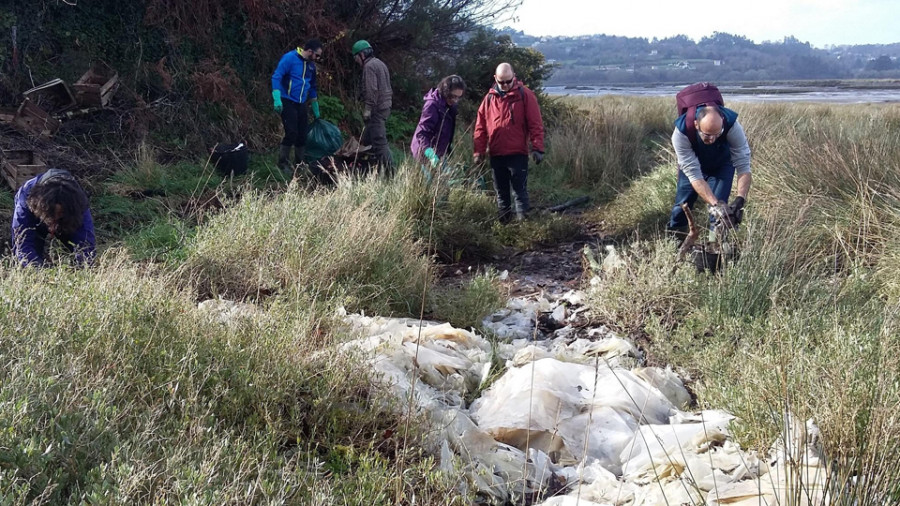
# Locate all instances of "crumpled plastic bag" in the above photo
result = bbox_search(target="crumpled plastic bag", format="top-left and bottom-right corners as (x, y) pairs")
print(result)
(471, 358), (676, 471)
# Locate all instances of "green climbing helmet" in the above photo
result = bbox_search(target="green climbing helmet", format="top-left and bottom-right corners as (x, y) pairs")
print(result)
(351, 40), (372, 56)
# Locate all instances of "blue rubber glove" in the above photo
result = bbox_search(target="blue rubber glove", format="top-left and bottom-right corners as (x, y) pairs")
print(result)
(424, 147), (439, 167)
(311, 100), (320, 119)
(531, 150), (543, 164)
(272, 90), (283, 113)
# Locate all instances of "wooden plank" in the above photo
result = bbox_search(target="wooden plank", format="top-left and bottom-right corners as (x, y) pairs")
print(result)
(0, 165), (18, 191)
(99, 72), (118, 95)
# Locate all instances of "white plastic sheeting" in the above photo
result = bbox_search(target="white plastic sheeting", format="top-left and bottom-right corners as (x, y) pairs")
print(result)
(334, 293), (830, 505)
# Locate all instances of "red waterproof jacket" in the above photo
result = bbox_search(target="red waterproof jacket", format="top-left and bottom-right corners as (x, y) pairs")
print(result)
(474, 81), (545, 157)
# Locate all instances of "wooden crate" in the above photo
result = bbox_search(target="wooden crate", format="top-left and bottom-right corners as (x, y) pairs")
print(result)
(22, 78), (77, 113)
(0, 149), (47, 190)
(11, 99), (60, 137)
(73, 62), (119, 108)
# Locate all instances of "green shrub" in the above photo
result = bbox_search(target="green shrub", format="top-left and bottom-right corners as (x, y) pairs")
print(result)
(429, 187), (500, 261)
(123, 217), (193, 262)
(385, 107), (418, 143)
(427, 270), (507, 330)
(317, 94), (347, 124)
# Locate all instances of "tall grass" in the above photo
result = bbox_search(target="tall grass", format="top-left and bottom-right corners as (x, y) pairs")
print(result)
(0, 161), (511, 504)
(587, 99), (900, 501)
(532, 95), (673, 203)
(0, 258), (464, 504)
(740, 102), (900, 268)
(182, 174), (431, 314)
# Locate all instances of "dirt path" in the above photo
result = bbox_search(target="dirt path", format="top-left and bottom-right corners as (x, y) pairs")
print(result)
(442, 211), (606, 298)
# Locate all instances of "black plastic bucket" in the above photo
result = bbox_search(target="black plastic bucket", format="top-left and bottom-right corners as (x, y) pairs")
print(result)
(211, 143), (249, 176)
(690, 242), (738, 274)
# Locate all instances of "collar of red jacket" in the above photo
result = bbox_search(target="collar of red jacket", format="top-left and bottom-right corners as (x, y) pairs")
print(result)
(491, 78), (520, 96)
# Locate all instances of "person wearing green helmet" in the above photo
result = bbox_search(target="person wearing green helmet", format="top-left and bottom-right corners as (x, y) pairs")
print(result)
(351, 39), (393, 172)
(271, 38), (323, 176)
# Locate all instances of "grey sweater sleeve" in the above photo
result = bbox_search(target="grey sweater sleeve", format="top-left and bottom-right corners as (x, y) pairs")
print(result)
(726, 120), (752, 175)
(672, 128), (703, 182)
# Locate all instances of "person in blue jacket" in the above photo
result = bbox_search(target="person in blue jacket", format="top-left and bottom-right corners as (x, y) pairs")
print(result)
(271, 38), (323, 175)
(11, 169), (95, 267)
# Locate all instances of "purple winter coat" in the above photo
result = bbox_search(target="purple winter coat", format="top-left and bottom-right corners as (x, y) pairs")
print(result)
(410, 88), (458, 160)
(12, 170), (96, 267)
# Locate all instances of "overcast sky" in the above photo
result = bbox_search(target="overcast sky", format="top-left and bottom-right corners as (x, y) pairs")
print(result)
(500, 0), (900, 47)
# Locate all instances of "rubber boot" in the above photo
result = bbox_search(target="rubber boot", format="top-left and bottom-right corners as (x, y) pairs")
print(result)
(278, 145), (292, 176)
(293, 145), (306, 169)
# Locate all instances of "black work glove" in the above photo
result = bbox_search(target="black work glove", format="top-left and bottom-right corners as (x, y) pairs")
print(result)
(729, 196), (745, 225)
(531, 150), (543, 164)
(710, 201), (734, 228)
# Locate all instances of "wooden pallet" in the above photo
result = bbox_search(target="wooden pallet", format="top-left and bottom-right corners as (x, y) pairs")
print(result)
(0, 149), (47, 190)
(73, 62), (119, 108)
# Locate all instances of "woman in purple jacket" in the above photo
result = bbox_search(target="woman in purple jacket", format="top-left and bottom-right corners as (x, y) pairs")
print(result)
(410, 75), (466, 167)
(11, 169), (95, 267)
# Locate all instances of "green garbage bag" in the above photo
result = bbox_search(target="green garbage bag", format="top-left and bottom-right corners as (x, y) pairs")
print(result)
(305, 119), (343, 164)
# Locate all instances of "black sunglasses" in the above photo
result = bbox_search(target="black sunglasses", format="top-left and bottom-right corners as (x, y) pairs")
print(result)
(496, 78), (514, 85)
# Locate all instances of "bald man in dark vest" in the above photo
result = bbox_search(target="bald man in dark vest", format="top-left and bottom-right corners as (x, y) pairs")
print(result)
(667, 103), (752, 239)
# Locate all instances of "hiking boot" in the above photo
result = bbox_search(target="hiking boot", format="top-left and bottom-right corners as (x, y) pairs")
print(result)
(278, 145), (292, 175)
(293, 146), (306, 169)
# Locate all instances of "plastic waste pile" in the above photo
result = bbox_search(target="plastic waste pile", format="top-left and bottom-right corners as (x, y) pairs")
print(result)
(197, 269), (829, 505)
(336, 287), (831, 505)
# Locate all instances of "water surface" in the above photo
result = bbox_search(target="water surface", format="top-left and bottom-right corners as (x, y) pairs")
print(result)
(544, 85), (900, 103)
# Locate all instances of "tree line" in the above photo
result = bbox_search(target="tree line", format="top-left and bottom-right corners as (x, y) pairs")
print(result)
(500, 29), (900, 85)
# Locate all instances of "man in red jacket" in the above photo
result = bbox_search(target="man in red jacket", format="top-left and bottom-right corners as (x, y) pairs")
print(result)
(474, 62), (545, 222)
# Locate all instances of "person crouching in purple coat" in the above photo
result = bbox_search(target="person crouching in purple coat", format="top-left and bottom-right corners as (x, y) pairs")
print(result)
(410, 75), (466, 168)
(11, 169), (96, 267)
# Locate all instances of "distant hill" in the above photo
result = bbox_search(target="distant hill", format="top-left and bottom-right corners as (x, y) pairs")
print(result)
(498, 28), (900, 85)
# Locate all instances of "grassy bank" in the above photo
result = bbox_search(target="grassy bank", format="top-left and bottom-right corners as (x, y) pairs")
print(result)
(3, 94), (899, 502)
(0, 259), (465, 503)
(0, 164), (513, 504)
(588, 98), (900, 500)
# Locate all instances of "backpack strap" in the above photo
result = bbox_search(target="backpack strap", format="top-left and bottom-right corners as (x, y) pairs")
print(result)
(684, 106), (699, 147)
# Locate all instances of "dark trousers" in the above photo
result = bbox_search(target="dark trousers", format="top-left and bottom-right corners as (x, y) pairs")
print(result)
(667, 163), (735, 230)
(362, 107), (393, 170)
(490, 154), (529, 220)
(280, 100), (309, 148)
